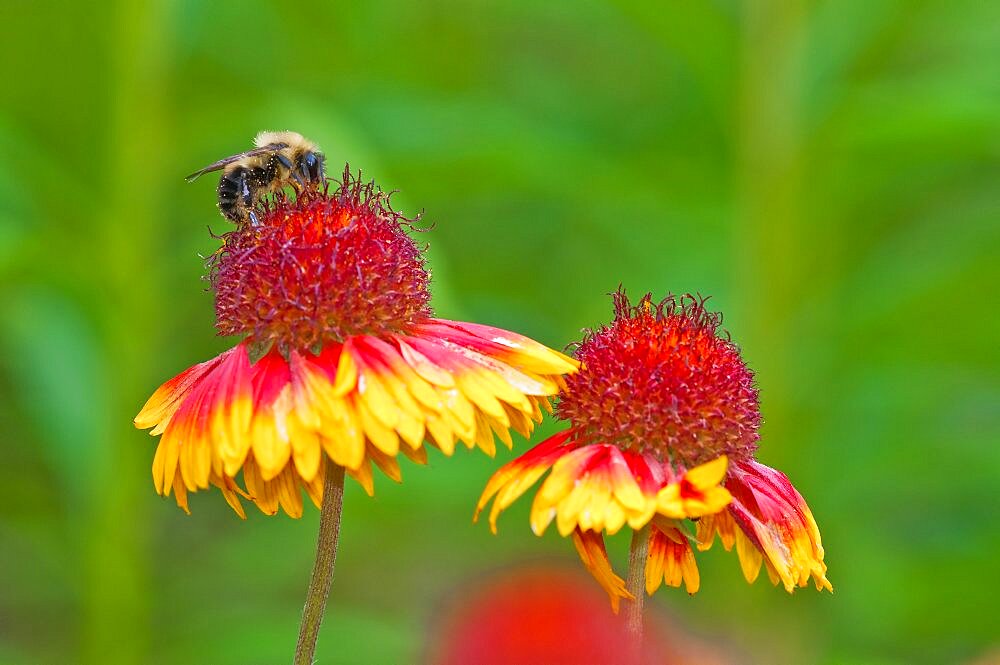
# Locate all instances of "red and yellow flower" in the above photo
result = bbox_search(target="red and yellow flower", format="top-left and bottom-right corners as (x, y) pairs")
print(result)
(135, 169), (577, 516)
(476, 290), (831, 610)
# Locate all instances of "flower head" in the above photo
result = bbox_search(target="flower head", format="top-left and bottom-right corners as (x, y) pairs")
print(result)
(135, 167), (577, 516)
(476, 289), (830, 609)
(212, 176), (432, 348)
(560, 290), (759, 467)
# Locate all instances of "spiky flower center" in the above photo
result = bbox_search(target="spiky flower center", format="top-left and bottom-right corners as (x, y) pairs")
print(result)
(557, 291), (760, 469)
(211, 168), (432, 349)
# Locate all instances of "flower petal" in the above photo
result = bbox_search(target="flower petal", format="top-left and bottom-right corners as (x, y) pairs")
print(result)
(138, 314), (577, 513)
(646, 522), (700, 595)
(473, 430), (576, 534)
(420, 319), (579, 376)
(656, 455), (732, 519)
(725, 460), (832, 593)
(570, 528), (632, 613)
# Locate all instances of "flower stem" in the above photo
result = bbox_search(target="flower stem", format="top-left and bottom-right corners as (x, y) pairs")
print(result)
(294, 462), (346, 665)
(625, 523), (651, 660)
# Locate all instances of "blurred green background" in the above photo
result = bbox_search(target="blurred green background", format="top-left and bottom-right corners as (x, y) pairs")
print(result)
(1, 1), (998, 663)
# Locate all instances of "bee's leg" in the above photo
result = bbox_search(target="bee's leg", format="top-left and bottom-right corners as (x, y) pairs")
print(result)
(241, 176), (260, 226)
(241, 175), (252, 204)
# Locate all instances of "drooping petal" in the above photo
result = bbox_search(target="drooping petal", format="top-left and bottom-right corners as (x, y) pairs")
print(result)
(305, 346), (366, 470)
(247, 350), (294, 481)
(141, 345), (253, 501)
(645, 521), (700, 595)
(694, 507), (738, 552)
(241, 453), (314, 518)
(211, 471), (249, 519)
(135, 350), (229, 432)
(723, 460), (832, 593)
(570, 528), (632, 614)
(473, 430), (577, 534)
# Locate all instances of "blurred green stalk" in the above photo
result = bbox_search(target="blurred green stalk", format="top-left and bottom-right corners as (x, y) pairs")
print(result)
(81, 0), (170, 662)
(735, 0), (806, 450)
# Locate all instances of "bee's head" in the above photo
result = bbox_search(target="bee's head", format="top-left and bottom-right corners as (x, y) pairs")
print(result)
(299, 151), (325, 184)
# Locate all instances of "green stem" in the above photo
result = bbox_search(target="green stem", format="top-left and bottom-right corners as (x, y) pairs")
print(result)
(294, 463), (346, 665)
(625, 524), (651, 659)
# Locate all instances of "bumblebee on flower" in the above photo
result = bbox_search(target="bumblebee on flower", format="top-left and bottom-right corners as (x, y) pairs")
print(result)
(477, 289), (831, 611)
(135, 166), (577, 517)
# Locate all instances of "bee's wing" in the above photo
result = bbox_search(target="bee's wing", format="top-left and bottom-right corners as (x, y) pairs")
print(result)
(184, 143), (289, 181)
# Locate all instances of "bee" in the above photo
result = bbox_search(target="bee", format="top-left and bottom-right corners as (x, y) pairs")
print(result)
(186, 131), (326, 225)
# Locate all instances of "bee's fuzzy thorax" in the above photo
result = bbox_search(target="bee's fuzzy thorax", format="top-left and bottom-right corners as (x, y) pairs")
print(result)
(210, 165), (431, 350)
(254, 130), (316, 152)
